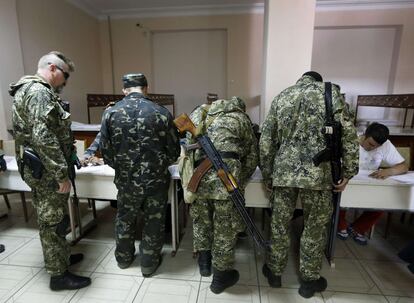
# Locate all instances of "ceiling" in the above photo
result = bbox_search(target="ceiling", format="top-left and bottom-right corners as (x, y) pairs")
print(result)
(66, 0), (414, 19)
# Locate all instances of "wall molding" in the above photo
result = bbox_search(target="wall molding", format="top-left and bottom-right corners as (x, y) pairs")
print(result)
(67, 0), (414, 19)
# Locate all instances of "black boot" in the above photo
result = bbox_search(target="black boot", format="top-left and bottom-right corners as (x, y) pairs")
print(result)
(198, 250), (212, 277)
(210, 268), (239, 294)
(298, 276), (327, 298)
(0, 244), (4, 254)
(50, 271), (91, 291)
(69, 253), (84, 266)
(262, 264), (281, 288)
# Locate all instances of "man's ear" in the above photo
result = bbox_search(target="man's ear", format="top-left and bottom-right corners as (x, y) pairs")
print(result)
(122, 88), (128, 96)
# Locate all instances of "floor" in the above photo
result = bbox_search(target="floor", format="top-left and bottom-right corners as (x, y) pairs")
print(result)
(0, 195), (413, 303)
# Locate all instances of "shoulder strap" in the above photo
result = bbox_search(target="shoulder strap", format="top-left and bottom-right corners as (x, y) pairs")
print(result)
(324, 82), (333, 124)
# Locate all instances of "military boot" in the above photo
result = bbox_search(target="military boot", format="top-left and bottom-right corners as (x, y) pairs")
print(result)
(198, 250), (212, 277)
(50, 271), (91, 291)
(210, 268), (239, 294)
(262, 264), (281, 288)
(298, 276), (327, 298)
(69, 253), (84, 266)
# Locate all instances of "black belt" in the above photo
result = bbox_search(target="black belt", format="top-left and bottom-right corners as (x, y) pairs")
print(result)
(194, 151), (239, 167)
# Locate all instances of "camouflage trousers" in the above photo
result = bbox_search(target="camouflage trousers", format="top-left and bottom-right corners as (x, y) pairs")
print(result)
(32, 186), (71, 276)
(115, 189), (168, 269)
(267, 187), (332, 281)
(190, 198), (244, 271)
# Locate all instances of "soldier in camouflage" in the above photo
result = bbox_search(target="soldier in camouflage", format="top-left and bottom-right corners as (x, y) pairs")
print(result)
(188, 97), (258, 294)
(259, 71), (359, 298)
(100, 73), (180, 277)
(9, 51), (91, 290)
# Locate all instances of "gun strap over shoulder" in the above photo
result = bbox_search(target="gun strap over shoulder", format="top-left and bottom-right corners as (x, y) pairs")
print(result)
(324, 82), (333, 124)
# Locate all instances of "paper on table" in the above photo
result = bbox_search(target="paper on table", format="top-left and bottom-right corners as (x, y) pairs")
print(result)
(389, 173), (414, 184)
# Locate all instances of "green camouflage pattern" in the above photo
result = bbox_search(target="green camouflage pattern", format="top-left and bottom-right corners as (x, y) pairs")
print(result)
(267, 187), (332, 281)
(10, 74), (74, 276)
(190, 199), (244, 271)
(122, 73), (148, 88)
(189, 97), (259, 199)
(259, 75), (359, 190)
(33, 187), (71, 275)
(100, 92), (179, 268)
(188, 97), (258, 271)
(100, 92), (180, 193)
(10, 75), (74, 183)
(115, 189), (167, 269)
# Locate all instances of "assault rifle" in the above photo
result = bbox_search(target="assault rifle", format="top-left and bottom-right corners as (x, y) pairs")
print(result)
(174, 113), (270, 251)
(312, 82), (343, 263)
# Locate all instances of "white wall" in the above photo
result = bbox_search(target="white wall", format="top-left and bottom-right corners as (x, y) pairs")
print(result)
(152, 29), (227, 115)
(312, 26), (399, 122)
(0, 0), (25, 139)
(315, 8), (414, 125)
(16, 0), (103, 123)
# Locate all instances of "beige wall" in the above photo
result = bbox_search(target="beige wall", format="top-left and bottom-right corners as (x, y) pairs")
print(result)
(0, 0), (25, 139)
(315, 8), (414, 95)
(16, 0), (103, 123)
(100, 13), (264, 122)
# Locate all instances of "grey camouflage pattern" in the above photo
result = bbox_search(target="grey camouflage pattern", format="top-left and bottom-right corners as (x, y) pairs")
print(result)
(190, 199), (244, 271)
(189, 97), (259, 199)
(10, 74), (74, 276)
(260, 75), (359, 190)
(260, 75), (359, 282)
(188, 97), (258, 270)
(267, 187), (332, 280)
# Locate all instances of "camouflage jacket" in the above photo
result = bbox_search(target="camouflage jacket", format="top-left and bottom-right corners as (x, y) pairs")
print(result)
(189, 97), (259, 200)
(100, 92), (180, 193)
(259, 75), (359, 190)
(9, 75), (73, 186)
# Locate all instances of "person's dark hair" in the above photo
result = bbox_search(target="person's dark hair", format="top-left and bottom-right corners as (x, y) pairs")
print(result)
(302, 71), (323, 82)
(364, 122), (389, 145)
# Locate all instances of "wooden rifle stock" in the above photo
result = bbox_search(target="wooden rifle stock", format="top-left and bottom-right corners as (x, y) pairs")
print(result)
(173, 112), (270, 251)
(174, 113), (198, 137)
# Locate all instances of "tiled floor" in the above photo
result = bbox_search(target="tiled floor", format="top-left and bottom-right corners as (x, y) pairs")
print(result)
(0, 196), (413, 303)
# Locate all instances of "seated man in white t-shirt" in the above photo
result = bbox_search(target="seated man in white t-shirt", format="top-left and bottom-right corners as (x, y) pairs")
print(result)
(337, 122), (408, 245)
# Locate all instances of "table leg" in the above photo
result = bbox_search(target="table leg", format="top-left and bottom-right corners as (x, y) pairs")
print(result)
(325, 194), (341, 268)
(171, 180), (177, 256)
(68, 197), (77, 241)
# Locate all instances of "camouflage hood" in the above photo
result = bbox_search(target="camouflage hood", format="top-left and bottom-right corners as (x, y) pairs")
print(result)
(9, 75), (50, 97)
(207, 96), (246, 116)
(296, 75), (319, 87)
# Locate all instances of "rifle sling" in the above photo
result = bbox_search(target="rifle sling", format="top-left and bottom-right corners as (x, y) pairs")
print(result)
(188, 151), (239, 193)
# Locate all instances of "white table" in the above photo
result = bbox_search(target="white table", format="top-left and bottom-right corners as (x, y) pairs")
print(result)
(0, 157), (180, 252)
(2, 157), (414, 261)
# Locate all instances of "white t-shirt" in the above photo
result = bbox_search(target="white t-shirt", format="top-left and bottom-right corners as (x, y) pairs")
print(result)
(359, 140), (405, 170)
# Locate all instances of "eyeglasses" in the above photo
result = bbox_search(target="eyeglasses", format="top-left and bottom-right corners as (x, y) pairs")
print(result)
(55, 65), (70, 80)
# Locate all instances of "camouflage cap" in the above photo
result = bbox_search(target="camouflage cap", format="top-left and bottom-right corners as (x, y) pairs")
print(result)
(122, 73), (148, 88)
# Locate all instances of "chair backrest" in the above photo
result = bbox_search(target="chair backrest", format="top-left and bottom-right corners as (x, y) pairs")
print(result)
(86, 93), (176, 123)
(206, 93), (218, 104)
(356, 94), (414, 128)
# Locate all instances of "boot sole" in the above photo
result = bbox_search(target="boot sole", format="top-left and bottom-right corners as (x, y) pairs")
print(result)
(209, 272), (239, 294)
(50, 279), (91, 291)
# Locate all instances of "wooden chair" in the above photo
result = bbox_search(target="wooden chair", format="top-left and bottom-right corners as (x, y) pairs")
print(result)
(356, 94), (414, 128)
(87, 93), (176, 123)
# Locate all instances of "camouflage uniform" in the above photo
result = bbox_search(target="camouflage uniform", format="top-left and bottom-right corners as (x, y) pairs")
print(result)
(100, 92), (179, 269)
(259, 75), (359, 281)
(10, 75), (73, 276)
(189, 97), (258, 271)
